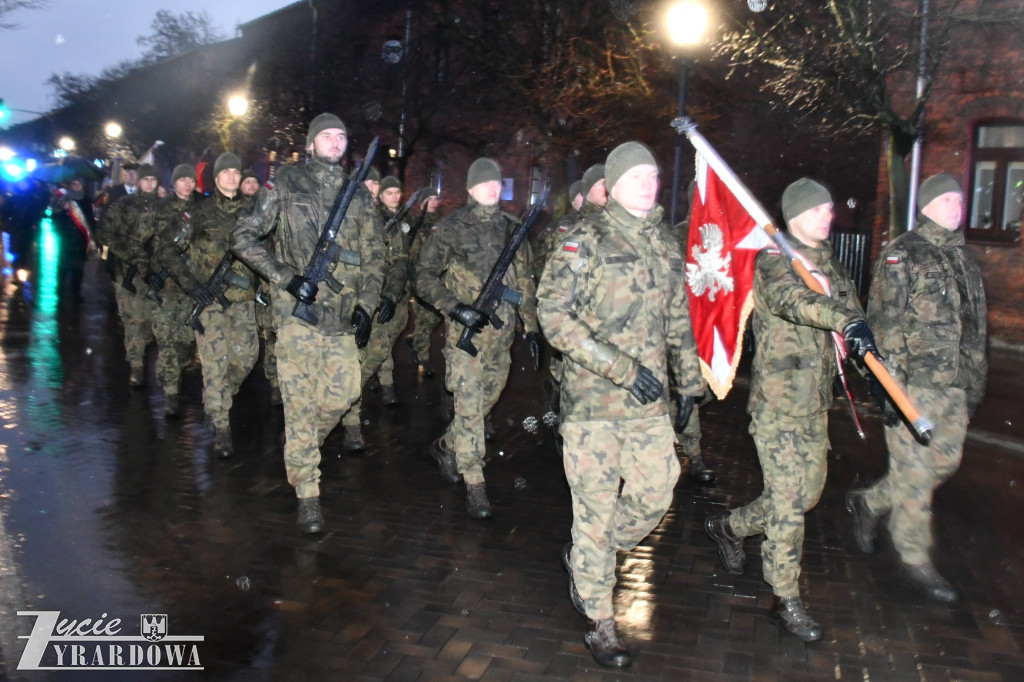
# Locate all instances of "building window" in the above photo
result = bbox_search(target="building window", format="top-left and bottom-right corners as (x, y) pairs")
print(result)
(967, 120), (1024, 242)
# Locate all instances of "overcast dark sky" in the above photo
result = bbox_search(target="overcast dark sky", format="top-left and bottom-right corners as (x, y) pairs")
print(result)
(0, 0), (295, 127)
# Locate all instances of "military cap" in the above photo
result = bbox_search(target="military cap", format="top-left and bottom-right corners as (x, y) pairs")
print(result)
(365, 166), (381, 183)
(581, 164), (605, 197)
(137, 163), (158, 180)
(568, 180), (583, 203)
(306, 112), (347, 146)
(171, 164), (195, 183)
(380, 176), (401, 193)
(605, 142), (657, 192)
(781, 178), (831, 224)
(917, 173), (962, 210)
(214, 153), (242, 176)
(467, 158), (502, 190)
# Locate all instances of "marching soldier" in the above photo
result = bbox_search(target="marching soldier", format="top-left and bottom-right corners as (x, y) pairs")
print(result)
(144, 164), (201, 416)
(407, 189), (443, 377)
(339, 175), (412, 451)
(97, 163), (161, 387)
(538, 142), (703, 668)
(232, 113), (384, 534)
(704, 178), (877, 642)
(414, 158), (541, 519)
(156, 153), (259, 457)
(846, 174), (987, 602)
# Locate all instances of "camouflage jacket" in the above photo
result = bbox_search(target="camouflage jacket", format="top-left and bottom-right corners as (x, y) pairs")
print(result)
(97, 190), (160, 280)
(532, 201), (602, 280)
(156, 189), (256, 304)
(143, 193), (201, 294)
(414, 197), (538, 333)
(537, 199), (702, 422)
(408, 209), (441, 268)
(231, 159), (384, 336)
(747, 238), (863, 417)
(867, 217), (987, 406)
(378, 204), (411, 304)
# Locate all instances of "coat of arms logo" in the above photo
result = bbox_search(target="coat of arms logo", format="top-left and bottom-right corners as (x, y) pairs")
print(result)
(141, 614), (167, 642)
(686, 223), (733, 301)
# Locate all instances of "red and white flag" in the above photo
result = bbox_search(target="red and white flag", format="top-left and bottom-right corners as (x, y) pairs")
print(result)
(685, 153), (770, 398)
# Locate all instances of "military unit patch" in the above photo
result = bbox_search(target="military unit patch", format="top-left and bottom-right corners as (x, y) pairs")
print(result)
(264, 180), (275, 190)
(563, 241), (579, 252)
(886, 255), (901, 264)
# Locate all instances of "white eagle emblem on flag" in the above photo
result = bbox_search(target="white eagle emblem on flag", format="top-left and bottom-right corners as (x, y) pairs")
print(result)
(686, 223), (733, 301)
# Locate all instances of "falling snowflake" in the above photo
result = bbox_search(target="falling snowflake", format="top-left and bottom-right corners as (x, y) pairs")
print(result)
(522, 416), (539, 433)
(686, 223), (733, 301)
(362, 101), (382, 121)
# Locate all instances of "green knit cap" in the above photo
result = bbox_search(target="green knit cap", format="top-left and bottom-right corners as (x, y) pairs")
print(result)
(365, 166), (381, 183)
(581, 164), (605, 197)
(605, 142), (656, 192)
(306, 112), (347, 146)
(171, 164), (195, 183)
(781, 178), (832, 224)
(917, 173), (961, 210)
(568, 180), (583, 203)
(466, 158), (502, 190)
(137, 163), (158, 180)
(379, 175), (401, 193)
(214, 153), (242, 176)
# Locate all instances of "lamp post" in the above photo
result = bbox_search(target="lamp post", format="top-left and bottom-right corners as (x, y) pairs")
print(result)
(225, 93), (249, 152)
(105, 121), (123, 186)
(665, 0), (710, 228)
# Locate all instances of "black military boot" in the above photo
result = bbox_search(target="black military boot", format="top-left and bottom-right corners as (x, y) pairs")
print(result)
(903, 563), (958, 602)
(296, 497), (324, 534)
(584, 618), (631, 669)
(687, 452), (717, 484)
(430, 438), (460, 483)
(342, 425), (366, 454)
(845, 490), (879, 554)
(560, 543), (586, 616)
(705, 513), (746, 574)
(772, 596), (823, 642)
(213, 427), (233, 459)
(381, 384), (399, 406)
(465, 482), (492, 519)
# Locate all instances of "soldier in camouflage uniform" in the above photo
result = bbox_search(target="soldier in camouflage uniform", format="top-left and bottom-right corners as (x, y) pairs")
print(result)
(156, 153), (258, 458)
(340, 176), (411, 451)
(407, 190), (443, 377)
(97, 163), (161, 387)
(704, 178), (877, 642)
(240, 169), (281, 406)
(143, 164), (201, 416)
(538, 143), (703, 668)
(415, 157), (541, 520)
(232, 113), (384, 534)
(363, 166), (381, 201)
(846, 174), (987, 603)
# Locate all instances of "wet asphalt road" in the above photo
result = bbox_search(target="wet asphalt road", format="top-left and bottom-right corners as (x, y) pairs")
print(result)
(0, 250), (1023, 681)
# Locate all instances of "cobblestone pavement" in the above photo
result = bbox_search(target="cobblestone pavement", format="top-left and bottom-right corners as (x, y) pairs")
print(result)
(0, 258), (1022, 680)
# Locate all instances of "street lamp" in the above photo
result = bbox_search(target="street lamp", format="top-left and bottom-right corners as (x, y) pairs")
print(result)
(58, 136), (76, 153)
(105, 121), (122, 139)
(665, 0), (710, 228)
(228, 94), (248, 118)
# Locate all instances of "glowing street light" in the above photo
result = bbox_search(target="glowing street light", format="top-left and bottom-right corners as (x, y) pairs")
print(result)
(105, 121), (122, 138)
(58, 136), (76, 152)
(664, 0), (711, 228)
(227, 94), (248, 117)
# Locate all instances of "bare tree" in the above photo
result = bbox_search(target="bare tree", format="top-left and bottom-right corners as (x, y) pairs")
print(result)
(0, 0), (49, 30)
(714, 0), (1024, 238)
(136, 10), (225, 63)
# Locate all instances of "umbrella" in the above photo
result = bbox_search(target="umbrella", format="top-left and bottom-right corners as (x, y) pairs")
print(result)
(34, 156), (107, 184)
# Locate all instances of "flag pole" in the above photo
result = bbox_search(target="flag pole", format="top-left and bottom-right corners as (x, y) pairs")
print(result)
(672, 116), (934, 444)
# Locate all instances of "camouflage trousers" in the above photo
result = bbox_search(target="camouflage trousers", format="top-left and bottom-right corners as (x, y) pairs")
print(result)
(112, 275), (156, 373)
(277, 322), (360, 499)
(194, 301), (258, 431)
(862, 385), (967, 566)
(678, 402), (702, 459)
(561, 414), (679, 621)
(729, 411), (829, 599)
(410, 298), (442, 361)
(442, 320), (513, 485)
(340, 302), (410, 429)
(151, 290), (194, 397)
(255, 287), (278, 389)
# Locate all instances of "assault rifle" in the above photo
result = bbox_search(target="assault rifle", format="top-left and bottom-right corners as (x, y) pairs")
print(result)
(184, 252), (251, 334)
(382, 188), (427, 235)
(292, 136), (380, 326)
(456, 185), (551, 357)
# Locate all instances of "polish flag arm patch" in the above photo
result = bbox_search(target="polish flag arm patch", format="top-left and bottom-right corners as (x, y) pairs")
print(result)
(263, 180), (275, 190)
(885, 255), (901, 264)
(563, 241), (579, 252)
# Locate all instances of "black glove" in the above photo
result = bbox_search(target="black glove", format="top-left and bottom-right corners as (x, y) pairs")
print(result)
(185, 282), (215, 308)
(675, 395), (695, 433)
(376, 297), (396, 324)
(865, 373), (899, 427)
(526, 332), (543, 372)
(146, 271), (166, 292)
(449, 302), (487, 333)
(842, 319), (877, 365)
(285, 274), (318, 306)
(627, 364), (663, 405)
(351, 306), (372, 348)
